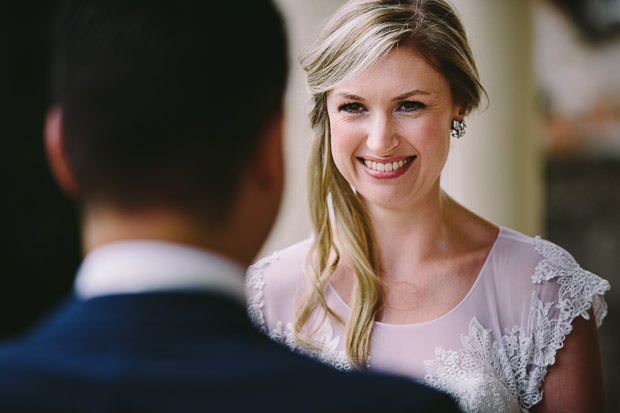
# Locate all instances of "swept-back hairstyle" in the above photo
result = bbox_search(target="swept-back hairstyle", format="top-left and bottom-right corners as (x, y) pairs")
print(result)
(296, 0), (485, 368)
(53, 0), (287, 223)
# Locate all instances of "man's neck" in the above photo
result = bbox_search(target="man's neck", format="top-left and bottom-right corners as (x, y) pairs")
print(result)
(81, 205), (254, 268)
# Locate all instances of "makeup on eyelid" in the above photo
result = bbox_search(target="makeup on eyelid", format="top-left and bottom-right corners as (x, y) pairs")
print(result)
(337, 100), (427, 115)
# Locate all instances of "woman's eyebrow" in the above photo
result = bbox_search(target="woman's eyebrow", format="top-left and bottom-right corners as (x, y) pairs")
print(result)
(334, 90), (433, 102)
(391, 90), (431, 101)
(336, 93), (366, 101)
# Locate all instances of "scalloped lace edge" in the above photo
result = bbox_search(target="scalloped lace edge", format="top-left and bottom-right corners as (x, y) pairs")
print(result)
(245, 252), (278, 334)
(245, 252), (353, 370)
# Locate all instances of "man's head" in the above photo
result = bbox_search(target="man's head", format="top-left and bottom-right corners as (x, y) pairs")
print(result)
(46, 0), (288, 260)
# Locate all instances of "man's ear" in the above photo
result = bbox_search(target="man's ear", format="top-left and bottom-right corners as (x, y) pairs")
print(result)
(44, 107), (79, 197)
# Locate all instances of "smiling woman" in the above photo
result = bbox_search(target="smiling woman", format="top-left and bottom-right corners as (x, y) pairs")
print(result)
(245, 1), (610, 412)
(327, 47), (457, 209)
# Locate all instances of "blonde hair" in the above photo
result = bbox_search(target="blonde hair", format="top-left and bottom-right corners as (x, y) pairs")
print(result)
(295, 0), (485, 368)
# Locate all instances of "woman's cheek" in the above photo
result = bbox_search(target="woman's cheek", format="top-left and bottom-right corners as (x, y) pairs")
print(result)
(417, 122), (450, 156)
(330, 125), (358, 182)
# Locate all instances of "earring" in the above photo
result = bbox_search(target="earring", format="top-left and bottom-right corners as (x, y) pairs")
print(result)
(450, 119), (466, 139)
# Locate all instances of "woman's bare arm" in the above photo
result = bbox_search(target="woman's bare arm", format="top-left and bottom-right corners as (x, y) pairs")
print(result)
(531, 308), (607, 413)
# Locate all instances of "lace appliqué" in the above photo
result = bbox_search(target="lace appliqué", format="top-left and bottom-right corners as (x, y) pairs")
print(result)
(268, 321), (352, 371)
(424, 237), (610, 413)
(425, 318), (521, 413)
(245, 252), (352, 371)
(532, 236), (609, 327)
(245, 252), (278, 333)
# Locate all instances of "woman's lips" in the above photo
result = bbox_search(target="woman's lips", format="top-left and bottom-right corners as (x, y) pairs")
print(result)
(357, 155), (416, 179)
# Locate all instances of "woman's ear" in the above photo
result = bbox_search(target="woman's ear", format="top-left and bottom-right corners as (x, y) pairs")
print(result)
(454, 105), (466, 121)
(44, 107), (79, 197)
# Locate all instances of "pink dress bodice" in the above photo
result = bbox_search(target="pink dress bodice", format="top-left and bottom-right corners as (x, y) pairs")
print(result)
(245, 227), (610, 412)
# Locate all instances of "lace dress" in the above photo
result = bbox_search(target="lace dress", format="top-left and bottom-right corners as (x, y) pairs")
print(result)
(245, 227), (610, 413)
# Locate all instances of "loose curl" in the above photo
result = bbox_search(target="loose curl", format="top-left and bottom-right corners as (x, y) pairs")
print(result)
(295, 0), (486, 368)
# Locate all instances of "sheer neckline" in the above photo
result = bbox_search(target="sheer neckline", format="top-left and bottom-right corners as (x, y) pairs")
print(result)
(326, 226), (505, 328)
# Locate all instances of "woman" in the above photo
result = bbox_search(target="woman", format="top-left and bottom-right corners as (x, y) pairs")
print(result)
(246, 0), (610, 411)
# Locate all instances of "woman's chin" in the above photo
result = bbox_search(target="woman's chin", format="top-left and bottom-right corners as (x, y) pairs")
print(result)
(356, 190), (416, 211)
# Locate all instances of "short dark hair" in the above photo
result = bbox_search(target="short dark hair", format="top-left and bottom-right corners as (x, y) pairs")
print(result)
(53, 0), (288, 221)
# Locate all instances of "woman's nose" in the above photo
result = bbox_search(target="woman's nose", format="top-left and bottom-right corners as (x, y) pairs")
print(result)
(366, 113), (399, 155)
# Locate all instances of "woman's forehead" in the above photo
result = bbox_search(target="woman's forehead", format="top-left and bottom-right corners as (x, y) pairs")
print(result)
(327, 47), (449, 100)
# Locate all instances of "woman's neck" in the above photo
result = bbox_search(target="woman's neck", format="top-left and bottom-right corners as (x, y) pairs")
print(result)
(329, 183), (499, 324)
(362, 185), (455, 265)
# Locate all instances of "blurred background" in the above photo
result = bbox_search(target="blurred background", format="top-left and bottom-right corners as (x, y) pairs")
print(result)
(2, 0), (80, 341)
(2, 0), (618, 409)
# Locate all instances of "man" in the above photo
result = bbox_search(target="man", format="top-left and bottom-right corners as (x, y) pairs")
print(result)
(0, 1), (459, 411)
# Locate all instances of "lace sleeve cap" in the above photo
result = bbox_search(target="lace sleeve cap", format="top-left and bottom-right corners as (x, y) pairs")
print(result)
(532, 236), (610, 327)
(245, 252), (279, 332)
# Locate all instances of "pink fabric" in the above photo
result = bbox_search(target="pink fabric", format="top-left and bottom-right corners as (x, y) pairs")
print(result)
(245, 227), (610, 412)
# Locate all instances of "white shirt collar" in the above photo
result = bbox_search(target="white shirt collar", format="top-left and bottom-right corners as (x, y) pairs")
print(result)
(74, 240), (246, 304)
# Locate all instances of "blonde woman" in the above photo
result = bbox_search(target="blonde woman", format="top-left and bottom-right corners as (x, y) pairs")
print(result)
(246, 0), (610, 411)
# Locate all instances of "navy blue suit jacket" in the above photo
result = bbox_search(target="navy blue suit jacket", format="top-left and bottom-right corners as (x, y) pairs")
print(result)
(0, 291), (459, 412)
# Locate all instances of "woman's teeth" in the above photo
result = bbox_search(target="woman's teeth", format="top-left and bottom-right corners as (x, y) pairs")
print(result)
(363, 157), (412, 172)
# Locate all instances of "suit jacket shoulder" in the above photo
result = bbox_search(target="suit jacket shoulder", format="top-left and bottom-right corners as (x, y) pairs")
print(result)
(0, 292), (459, 412)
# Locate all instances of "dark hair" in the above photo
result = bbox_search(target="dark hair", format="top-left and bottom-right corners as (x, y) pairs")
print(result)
(53, 0), (288, 222)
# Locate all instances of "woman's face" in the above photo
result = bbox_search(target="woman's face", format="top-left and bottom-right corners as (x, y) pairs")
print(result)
(326, 47), (461, 211)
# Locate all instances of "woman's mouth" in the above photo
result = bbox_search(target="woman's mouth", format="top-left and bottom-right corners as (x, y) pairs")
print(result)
(358, 156), (415, 171)
(357, 156), (416, 179)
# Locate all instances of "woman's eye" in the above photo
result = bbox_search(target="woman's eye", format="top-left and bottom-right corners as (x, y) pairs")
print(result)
(398, 101), (425, 112)
(338, 103), (365, 113)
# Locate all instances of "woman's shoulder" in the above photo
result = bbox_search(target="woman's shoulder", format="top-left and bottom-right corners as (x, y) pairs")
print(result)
(429, 227), (610, 411)
(245, 238), (312, 331)
(490, 226), (575, 277)
(247, 237), (312, 290)
(489, 226), (610, 326)
(492, 226), (587, 274)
